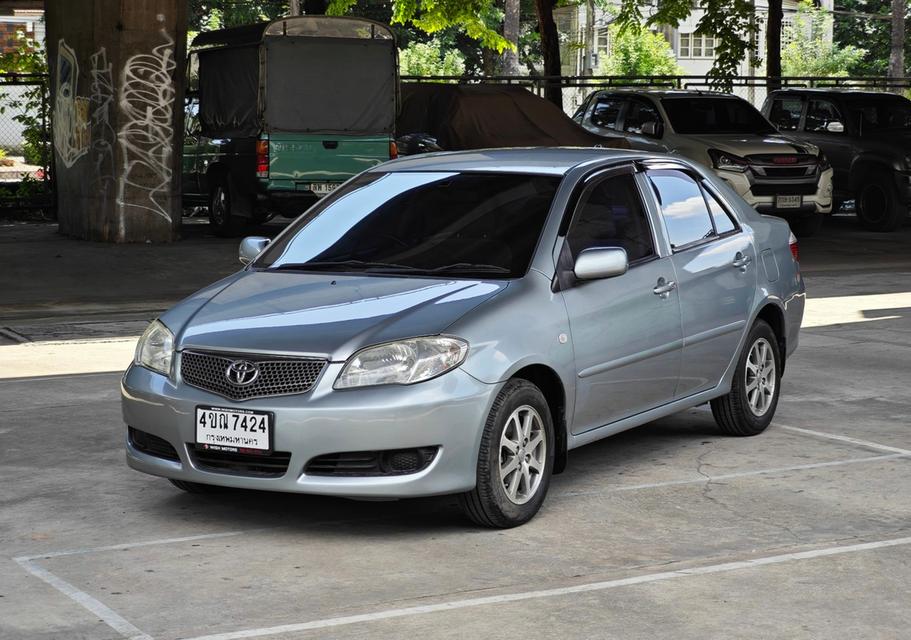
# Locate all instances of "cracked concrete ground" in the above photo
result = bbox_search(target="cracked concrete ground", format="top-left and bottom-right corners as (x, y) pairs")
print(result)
(1, 215), (909, 640)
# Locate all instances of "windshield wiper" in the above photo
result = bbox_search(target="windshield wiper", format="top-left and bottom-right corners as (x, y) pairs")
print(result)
(270, 260), (420, 273)
(426, 263), (511, 274)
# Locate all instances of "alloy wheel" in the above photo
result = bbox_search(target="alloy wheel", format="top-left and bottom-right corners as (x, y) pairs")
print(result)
(745, 337), (776, 417)
(860, 184), (888, 225)
(498, 405), (546, 505)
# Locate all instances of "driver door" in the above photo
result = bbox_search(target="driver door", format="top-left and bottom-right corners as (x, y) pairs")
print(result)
(559, 166), (683, 434)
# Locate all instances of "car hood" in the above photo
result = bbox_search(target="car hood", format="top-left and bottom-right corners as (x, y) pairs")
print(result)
(680, 133), (818, 157)
(166, 270), (507, 361)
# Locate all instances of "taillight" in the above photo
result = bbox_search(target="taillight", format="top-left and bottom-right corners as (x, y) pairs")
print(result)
(389, 141), (398, 160)
(789, 231), (799, 262)
(256, 140), (269, 178)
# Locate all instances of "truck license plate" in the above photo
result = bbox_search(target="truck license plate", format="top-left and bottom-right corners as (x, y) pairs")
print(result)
(775, 195), (802, 209)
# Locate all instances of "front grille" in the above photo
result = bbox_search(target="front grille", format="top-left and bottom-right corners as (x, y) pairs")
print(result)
(305, 447), (439, 477)
(190, 446), (292, 477)
(751, 183), (819, 197)
(129, 427), (180, 461)
(760, 167), (813, 178)
(747, 153), (816, 165)
(180, 350), (326, 401)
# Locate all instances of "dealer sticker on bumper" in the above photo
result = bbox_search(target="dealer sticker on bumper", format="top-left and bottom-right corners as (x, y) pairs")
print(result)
(196, 406), (272, 453)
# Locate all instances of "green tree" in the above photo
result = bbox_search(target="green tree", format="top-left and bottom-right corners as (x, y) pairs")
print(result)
(0, 30), (50, 169)
(835, 0), (910, 76)
(399, 38), (467, 77)
(188, 1), (289, 31)
(782, 1), (865, 77)
(597, 24), (683, 77)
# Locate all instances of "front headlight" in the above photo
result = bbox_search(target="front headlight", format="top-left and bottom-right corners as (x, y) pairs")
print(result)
(708, 149), (749, 173)
(135, 320), (174, 376)
(334, 336), (469, 389)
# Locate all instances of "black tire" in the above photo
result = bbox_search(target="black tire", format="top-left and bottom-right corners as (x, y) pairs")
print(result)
(208, 176), (244, 237)
(855, 174), (906, 232)
(169, 479), (225, 494)
(788, 213), (823, 238)
(458, 379), (555, 528)
(711, 319), (782, 437)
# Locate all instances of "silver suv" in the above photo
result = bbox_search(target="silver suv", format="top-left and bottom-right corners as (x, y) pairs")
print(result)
(574, 90), (834, 236)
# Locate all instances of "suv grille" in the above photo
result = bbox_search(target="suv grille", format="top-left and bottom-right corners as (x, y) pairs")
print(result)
(190, 446), (292, 477)
(181, 350), (326, 401)
(305, 447), (439, 477)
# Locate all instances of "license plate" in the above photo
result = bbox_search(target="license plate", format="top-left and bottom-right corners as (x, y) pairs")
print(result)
(310, 182), (338, 197)
(195, 406), (272, 454)
(776, 195), (802, 209)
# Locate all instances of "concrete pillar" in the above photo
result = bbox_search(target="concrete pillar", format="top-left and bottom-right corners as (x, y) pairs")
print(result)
(45, 0), (187, 242)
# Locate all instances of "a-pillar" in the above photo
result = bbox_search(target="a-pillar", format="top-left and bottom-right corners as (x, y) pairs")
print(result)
(45, 0), (187, 242)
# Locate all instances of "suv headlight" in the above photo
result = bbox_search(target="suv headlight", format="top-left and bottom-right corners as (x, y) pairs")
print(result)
(708, 149), (749, 173)
(334, 336), (469, 389)
(135, 320), (174, 376)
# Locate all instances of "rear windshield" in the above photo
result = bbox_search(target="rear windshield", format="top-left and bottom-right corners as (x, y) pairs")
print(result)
(256, 172), (561, 279)
(662, 97), (776, 135)
(846, 96), (911, 132)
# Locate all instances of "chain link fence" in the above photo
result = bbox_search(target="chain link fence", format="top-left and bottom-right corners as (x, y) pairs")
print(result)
(0, 72), (53, 214)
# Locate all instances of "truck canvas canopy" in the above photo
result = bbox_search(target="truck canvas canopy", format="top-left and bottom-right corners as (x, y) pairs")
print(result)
(192, 16), (397, 138)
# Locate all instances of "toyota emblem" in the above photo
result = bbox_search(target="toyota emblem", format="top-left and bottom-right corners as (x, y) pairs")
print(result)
(225, 360), (260, 386)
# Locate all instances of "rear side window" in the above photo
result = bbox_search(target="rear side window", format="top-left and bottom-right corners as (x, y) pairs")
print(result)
(805, 99), (845, 133)
(705, 188), (737, 234)
(623, 100), (662, 134)
(566, 173), (655, 263)
(589, 97), (624, 130)
(647, 170), (715, 249)
(768, 97), (803, 131)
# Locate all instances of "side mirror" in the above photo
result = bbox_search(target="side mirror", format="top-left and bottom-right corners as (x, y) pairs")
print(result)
(573, 247), (629, 281)
(239, 236), (270, 265)
(826, 121), (845, 133)
(640, 120), (663, 138)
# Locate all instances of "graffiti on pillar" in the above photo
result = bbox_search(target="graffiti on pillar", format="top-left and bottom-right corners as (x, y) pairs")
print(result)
(89, 48), (116, 204)
(116, 19), (176, 230)
(53, 40), (91, 168)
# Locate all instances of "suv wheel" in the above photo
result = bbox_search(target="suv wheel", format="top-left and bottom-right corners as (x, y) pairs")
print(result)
(789, 213), (823, 238)
(459, 380), (554, 528)
(209, 176), (244, 237)
(856, 175), (905, 232)
(711, 319), (781, 437)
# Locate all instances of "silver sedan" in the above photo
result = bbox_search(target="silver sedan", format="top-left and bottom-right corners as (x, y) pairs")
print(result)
(122, 148), (805, 527)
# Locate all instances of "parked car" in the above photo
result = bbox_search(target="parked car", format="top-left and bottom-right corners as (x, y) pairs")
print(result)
(763, 89), (911, 232)
(573, 89), (834, 236)
(183, 16), (399, 235)
(124, 148), (805, 528)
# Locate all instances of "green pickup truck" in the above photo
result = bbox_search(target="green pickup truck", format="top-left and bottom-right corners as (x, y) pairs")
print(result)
(184, 16), (398, 235)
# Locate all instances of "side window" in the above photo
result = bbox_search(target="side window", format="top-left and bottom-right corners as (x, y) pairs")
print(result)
(768, 97), (803, 131)
(623, 100), (662, 134)
(805, 99), (845, 133)
(647, 170), (715, 249)
(704, 186), (737, 234)
(589, 97), (624, 130)
(566, 173), (656, 263)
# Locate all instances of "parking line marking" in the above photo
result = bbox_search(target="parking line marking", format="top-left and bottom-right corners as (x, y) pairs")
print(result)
(14, 557), (152, 640)
(556, 453), (908, 497)
(777, 424), (911, 456)
(180, 535), (911, 640)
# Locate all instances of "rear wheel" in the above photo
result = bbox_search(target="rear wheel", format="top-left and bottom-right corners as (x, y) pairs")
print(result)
(855, 174), (905, 232)
(169, 479), (225, 494)
(459, 380), (554, 528)
(208, 176), (244, 237)
(711, 320), (781, 437)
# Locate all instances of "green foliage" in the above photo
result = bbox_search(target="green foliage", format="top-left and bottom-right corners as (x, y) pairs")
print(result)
(188, 1), (289, 31)
(597, 24), (683, 77)
(327, 0), (512, 53)
(0, 31), (50, 170)
(834, 0), (909, 76)
(399, 38), (466, 77)
(782, 1), (865, 77)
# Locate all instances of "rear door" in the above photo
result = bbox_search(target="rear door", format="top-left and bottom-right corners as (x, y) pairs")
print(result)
(559, 166), (682, 433)
(645, 167), (756, 397)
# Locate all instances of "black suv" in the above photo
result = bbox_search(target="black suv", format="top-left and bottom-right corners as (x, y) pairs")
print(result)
(763, 89), (911, 232)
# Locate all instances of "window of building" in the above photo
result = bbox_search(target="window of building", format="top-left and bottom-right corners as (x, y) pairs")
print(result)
(679, 32), (716, 59)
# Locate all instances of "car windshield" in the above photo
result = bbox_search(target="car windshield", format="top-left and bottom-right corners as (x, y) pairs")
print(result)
(256, 171), (561, 278)
(661, 97), (776, 135)
(846, 96), (911, 132)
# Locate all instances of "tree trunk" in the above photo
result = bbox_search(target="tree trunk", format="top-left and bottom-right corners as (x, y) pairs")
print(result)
(890, 0), (905, 78)
(289, 0), (300, 15)
(766, 0), (782, 90)
(534, 0), (562, 107)
(583, 0), (595, 76)
(500, 0), (520, 75)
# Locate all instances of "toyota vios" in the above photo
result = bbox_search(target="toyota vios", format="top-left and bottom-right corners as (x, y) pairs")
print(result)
(123, 149), (805, 528)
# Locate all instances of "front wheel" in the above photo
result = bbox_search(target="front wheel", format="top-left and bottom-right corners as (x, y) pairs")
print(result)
(459, 380), (554, 528)
(788, 213), (823, 238)
(711, 320), (781, 437)
(855, 175), (905, 232)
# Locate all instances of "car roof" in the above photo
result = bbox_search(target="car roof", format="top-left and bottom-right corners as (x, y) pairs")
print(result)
(592, 88), (737, 98)
(769, 88), (903, 98)
(374, 148), (658, 176)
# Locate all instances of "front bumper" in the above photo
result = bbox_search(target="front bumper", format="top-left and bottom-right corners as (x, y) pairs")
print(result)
(122, 362), (499, 498)
(716, 167), (834, 215)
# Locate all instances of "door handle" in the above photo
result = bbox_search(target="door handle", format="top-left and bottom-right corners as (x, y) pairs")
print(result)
(732, 253), (753, 271)
(653, 278), (677, 298)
